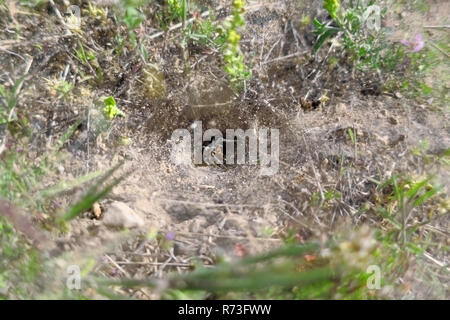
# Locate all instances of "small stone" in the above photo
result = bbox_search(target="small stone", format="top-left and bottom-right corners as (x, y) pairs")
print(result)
(356, 129), (364, 137)
(388, 116), (399, 125)
(332, 102), (347, 114)
(92, 202), (102, 219)
(394, 92), (403, 99)
(102, 201), (145, 229)
(300, 188), (310, 195)
(373, 133), (389, 145)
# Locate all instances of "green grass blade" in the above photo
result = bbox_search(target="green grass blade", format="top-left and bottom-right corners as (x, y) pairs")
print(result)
(413, 187), (439, 207)
(39, 170), (104, 198)
(61, 162), (126, 221)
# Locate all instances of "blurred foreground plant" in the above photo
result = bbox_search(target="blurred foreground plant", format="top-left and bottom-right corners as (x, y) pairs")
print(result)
(221, 0), (251, 91)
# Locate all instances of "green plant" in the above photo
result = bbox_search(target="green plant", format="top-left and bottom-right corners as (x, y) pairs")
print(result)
(44, 77), (74, 99)
(102, 96), (125, 119)
(61, 163), (127, 222)
(55, 80), (74, 98)
(362, 158), (450, 296)
(82, 225), (383, 299)
(393, 35), (449, 104)
(0, 112), (125, 297)
(167, 0), (186, 21)
(0, 84), (127, 297)
(0, 215), (42, 299)
(376, 175), (441, 246)
(0, 77), (24, 125)
(18, 0), (46, 8)
(313, 0), (446, 103)
(221, 0), (251, 91)
(85, 2), (108, 20)
(73, 42), (104, 82)
(118, 0), (150, 46)
(75, 42), (95, 66)
(183, 14), (226, 49)
(157, 0), (188, 29)
(0, 164), (125, 298)
(347, 127), (356, 144)
(314, 0), (390, 70)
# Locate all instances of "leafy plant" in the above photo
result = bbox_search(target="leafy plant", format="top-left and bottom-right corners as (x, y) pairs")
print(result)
(183, 14), (226, 49)
(324, 0), (339, 20)
(313, 18), (340, 53)
(55, 80), (74, 98)
(102, 96), (125, 119)
(221, 0), (251, 91)
(367, 173), (447, 293)
(73, 42), (104, 82)
(157, 0), (188, 29)
(75, 42), (95, 65)
(118, 0), (150, 46)
(167, 0), (186, 21)
(0, 110), (126, 298)
(61, 163), (126, 222)
(313, 0), (444, 103)
(376, 175), (441, 246)
(314, 0), (389, 70)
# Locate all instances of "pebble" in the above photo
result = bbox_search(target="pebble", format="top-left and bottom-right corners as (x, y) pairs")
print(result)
(102, 201), (145, 229)
(92, 202), (102, 219)
(388, 116), (399, 125)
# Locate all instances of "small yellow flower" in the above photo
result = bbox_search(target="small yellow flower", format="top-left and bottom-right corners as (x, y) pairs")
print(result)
(227, 30), (241, 44)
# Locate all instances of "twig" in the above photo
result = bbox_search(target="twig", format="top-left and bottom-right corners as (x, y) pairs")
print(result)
(0, 48), (26, 61)
(153, 197), (272, 208)
(189, 100), (235, 108)
(423, 252), (450, 272)
(113, 261), (206, 268)
(429, 42), (450, 58)
(263, 37), (282, 63)
(176, 231), (282, 242)
(261, 51), (309, 65)
(15, 57), (32, 98)
(48, 0), (65, 25)
(105, 254), (131, 277)
(424, 25), (450, 29)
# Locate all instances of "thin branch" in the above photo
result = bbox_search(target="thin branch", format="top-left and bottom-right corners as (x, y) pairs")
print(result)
(424, 25), (450, 29)
(261, 51), (309, 65)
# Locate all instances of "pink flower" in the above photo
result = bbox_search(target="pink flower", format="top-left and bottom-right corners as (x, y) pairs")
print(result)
(400, 34), (425, 53)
